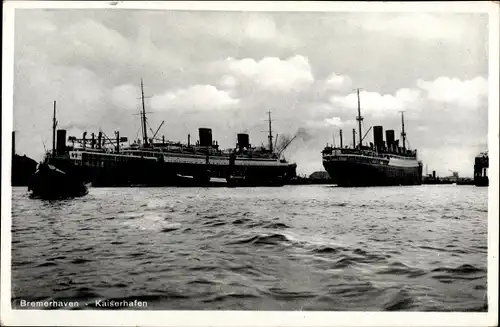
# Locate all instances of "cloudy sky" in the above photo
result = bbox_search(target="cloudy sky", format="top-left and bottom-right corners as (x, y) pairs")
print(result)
(12, 8), (488, 177)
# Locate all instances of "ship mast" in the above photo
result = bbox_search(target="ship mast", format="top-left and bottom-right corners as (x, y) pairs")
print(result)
(400, 111), (406, 151)
(140, 78), (149, 147)
(356, 88), (363, 149)
(267, 111), (273, 153)
(52, 100), (57, 157)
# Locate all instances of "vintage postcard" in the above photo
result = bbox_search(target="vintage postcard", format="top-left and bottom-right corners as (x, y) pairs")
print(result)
(1, 1), (498, 326)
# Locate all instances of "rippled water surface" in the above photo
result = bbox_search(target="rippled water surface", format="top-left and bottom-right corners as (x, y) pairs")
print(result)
(11, 185), (488, 311)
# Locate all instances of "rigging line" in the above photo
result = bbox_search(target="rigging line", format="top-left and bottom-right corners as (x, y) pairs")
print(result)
(135, 125), (141, 141)
(146, 120), (156, 135)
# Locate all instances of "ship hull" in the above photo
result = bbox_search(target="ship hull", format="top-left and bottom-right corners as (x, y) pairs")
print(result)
(474, 176), (489, 187)
(323, 160), (422, 187)
(47, 155), (296, 187)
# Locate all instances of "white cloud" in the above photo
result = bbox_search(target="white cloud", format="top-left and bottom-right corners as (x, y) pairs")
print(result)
(416, 76), (488, 107)
(111, 84), (139, 110)
(242, 14), (299, 47)
(219, 75), (238, 89)
(226, 55), (314, 92)
(26, 20), (57, 33)
(324, 116), (345, 127)
(244, 14), (278, 40)
(150, 85), (240, 112)
(324, 72), (352, 90)
(63, 19), (131, 62)
(351, 13), (463, 41)
(330, 88), (421, 117)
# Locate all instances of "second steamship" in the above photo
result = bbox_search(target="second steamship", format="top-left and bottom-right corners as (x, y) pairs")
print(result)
(322, 89), (423, 187)
(42, 80), (297, 187)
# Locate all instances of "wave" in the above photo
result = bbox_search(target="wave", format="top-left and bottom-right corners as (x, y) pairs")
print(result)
(264, 287), (317, 300)
(311, 246), (340, 254)
(262, 222), (290, 229)
(47, 255), (67, 261)
(202, 220), (227, 227)
(71, 258), (92, 264)
(331, 256), (358, 269)
(376, 261), (427, 278)
(232, 218), (252, 225)
(249, 221), (290, 229)
(198, 213), (224, 219)
(226, 263), (263, 277)
(117, 212), (144, 220)
(37, 261), (58, 267)
(430, 264), (486, 283)
(326, 281), (378, 297)
(187, 278), (218, 285)
(228, 233), (291, 246)
(231, 217), (290, 230)
(202, 292), (261, 303)
(350, 248), (390, 264)
(160, 223), (182, 232)
(421, 244), (468, 254)
(431, 264), (485, 274)
(382, 288), (414, 311)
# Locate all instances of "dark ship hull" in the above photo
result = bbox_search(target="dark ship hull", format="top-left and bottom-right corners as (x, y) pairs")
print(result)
(28, 163), (88, 199)
(474, 177), (489, 187)
(46, 152), (296, 188)
(323, 158), (422, 187)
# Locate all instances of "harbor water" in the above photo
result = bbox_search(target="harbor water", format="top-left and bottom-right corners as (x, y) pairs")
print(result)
(11, 185), (488, 311)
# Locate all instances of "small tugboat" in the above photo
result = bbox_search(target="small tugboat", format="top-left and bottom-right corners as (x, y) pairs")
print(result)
(28, 162), (88, 199)
(28, 101), (88, 199)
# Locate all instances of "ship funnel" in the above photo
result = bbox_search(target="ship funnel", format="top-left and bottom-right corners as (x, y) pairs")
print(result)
(115, 131), (120, 153)
(385, 130), (395, 152)
(198, 128), (213, 147)
(91, 133), (96, 149)
(237, 133), (250, 150)
(373, 126), (384, 151)
(56, 129), (67, 154)
(98, 132), (103, 149)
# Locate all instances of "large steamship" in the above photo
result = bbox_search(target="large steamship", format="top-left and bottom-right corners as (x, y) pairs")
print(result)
(322, 89), (423, 187)
(43, 80), (297, 187)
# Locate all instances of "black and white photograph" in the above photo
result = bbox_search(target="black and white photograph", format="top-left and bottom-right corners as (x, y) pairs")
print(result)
(1, 1), (498, 326)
